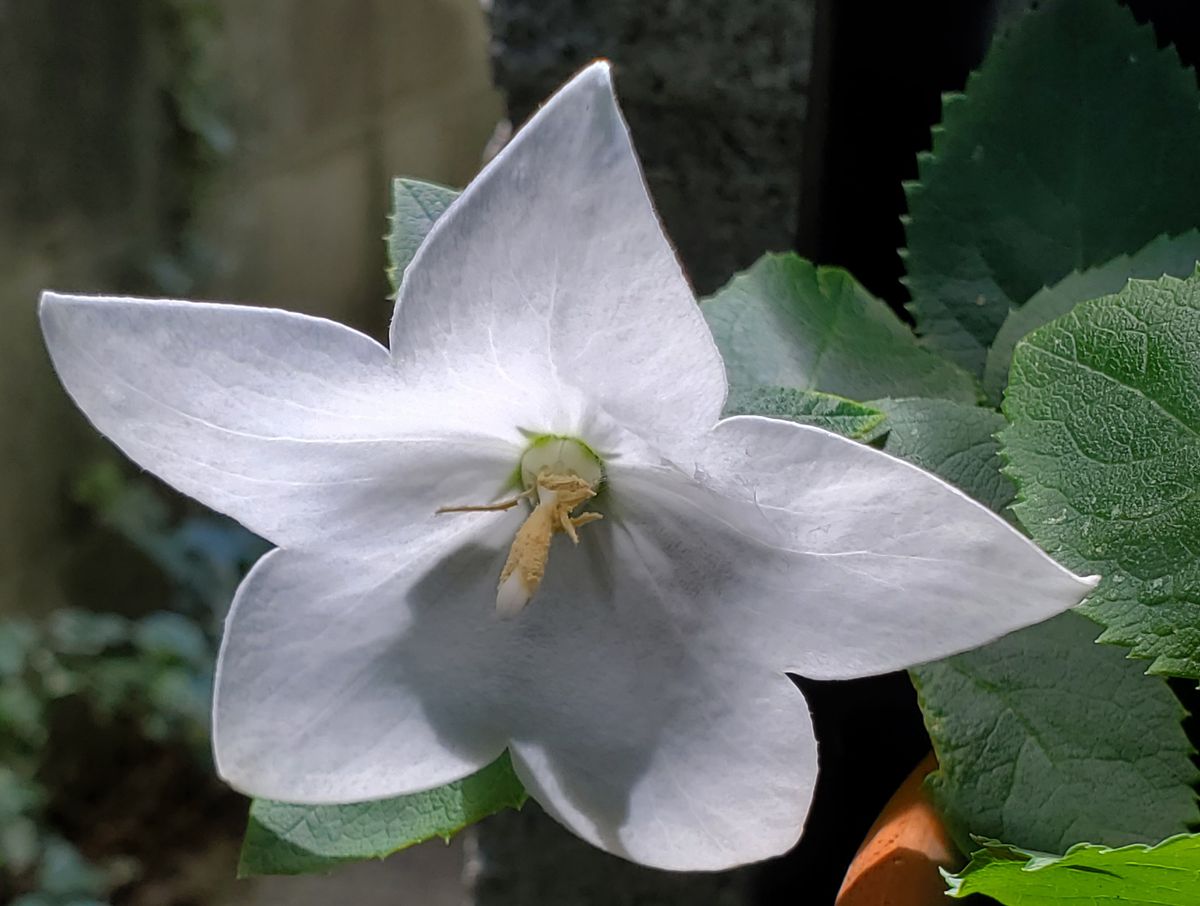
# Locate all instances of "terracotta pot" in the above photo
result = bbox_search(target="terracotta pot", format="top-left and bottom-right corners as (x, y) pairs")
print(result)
(835, 753), (961, 906)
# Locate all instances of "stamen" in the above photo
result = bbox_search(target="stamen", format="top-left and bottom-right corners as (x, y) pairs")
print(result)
(495, 471), (601, 615)
(436, 443), (603, 616)
(436, 488), (533, 514)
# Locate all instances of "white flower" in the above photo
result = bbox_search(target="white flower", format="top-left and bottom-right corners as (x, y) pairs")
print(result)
(39, 62), (1095, 871)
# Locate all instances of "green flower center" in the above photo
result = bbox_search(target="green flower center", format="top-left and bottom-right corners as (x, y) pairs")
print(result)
(517, 434), (604, 494)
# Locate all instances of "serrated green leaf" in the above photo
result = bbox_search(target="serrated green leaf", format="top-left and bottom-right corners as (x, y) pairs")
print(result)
(724, 387), (887, 441)
(947, 834), (1200, 904)
(1002, 271), (1200, 676)
(871, 397), (1014, 514)
(871, 395), (1197, 855)
(386, 178), (459, 292)
(905, 0), (1200, 373)
(702, 253), (978, 402)
(238, 753), (526, 877)
(984, 232), (1200, 403)
(912, 613), (1198, 856)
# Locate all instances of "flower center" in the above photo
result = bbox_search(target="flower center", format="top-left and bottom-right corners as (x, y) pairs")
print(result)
(437, 436), (604, 617)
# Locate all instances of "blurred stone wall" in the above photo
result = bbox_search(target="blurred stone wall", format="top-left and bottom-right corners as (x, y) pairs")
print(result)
(490, 0), (817, 295)
(0, 0), (500, 618)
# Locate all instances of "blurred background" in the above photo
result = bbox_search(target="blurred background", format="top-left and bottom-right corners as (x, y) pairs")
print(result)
(2, 1), (1196, 904)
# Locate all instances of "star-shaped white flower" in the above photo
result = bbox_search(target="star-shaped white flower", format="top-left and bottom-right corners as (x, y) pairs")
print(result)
(40, 63), (1095, 871)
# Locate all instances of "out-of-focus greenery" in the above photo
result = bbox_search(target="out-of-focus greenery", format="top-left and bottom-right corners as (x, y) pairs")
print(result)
(74, 461), (267, 634)
(4, 0), (243, 895)
(0, 463), (266, 905)
(141, 0), (234, 296)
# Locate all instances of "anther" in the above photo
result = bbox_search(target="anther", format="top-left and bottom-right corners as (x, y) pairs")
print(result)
(436, 437), (604, 616)
(494, 471), (601, 615)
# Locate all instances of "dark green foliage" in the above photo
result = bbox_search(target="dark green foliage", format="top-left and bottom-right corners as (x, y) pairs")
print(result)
(905, 0), (1200, 373)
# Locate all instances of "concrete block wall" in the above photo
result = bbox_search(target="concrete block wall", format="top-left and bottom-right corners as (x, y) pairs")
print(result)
(196, 0), (502, 336)
(0, 1), (163, 618)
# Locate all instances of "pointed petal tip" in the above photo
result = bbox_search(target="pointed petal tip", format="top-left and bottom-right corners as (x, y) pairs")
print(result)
(562, 59), (615, 100)
(37, 289), (72, 319)
(583, 58), (612, 79)
(37, 292), (55, 328)
(38, 291), (152, 327)
(38, 291), (76, 348)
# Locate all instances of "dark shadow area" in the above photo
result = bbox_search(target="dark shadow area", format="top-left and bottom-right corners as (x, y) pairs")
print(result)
(1170, 678), (1200, 806)
(757, 673), (930, 905)
(393, 476), (826, 872)
(803, 0), (1200, 321)
(394, 520), (686, 863)
(1127, 0), (1200, 71)
(798, 0), (1000, 316)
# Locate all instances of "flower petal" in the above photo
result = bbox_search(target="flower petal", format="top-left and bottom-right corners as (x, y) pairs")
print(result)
(649, 416), (1097, 680)
(509, 670), (815, 871)
(486, 519), (817, 870)
(213, 541), (514, 802)
(390, 61), (726, 442)
(40, 293), (522, 558)
(217, 474), (818, 866)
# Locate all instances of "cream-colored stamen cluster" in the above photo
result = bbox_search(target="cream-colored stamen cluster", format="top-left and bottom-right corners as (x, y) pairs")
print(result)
(494, 471), (601, 615)
(437, 437), (603, 616)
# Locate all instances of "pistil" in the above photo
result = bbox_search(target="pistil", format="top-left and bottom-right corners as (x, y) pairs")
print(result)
(494, 472), (602, 616)
(437, 436), (604, 615)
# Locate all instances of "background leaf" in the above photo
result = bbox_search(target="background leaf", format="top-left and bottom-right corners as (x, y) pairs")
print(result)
(874, 388), (1197, 856)
(912, 613), (1198, 856)
(871, 397), (1014, 514)
(702, 253), (977, 402)
(724, 387), (887, 441)
(1002, 271), (1200, 676)
(238, 753), (526, 877)
(904, 0), (1200, 373)
(946, 834), (1200, 904)
(983, 231), (1200, 403)
(386, 178), (459, 292)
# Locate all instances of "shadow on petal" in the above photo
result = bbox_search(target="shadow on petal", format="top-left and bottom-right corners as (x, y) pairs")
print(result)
(389, 494), (811, 868)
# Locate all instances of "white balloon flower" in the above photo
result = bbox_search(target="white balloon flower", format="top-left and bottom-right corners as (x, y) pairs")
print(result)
(40, 62), (1095, 871)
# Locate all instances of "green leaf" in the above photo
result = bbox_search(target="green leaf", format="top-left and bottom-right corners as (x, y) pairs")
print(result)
(904, 0), (1200, 373)
(238, 753), (527, 877)
(386, 178), (459, 292)
(702, 253), (978, 402)
(947, 834), (1200, 904)
(912, 613), (1198, 856)
(724, 387), (887, 441)
(872, 395), (1197, 855)
(1002, 271), (1200, 676)
(871, 397), (1014, 514)
(984, 232), (1200, 403)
